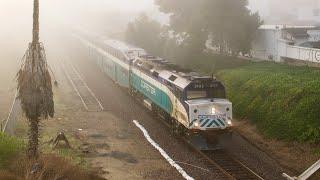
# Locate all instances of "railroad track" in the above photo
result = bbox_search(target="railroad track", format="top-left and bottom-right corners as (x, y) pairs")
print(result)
(180, 133), (264, 180)
(60, 58), (104, 112)
(200, 149), (264, 180)
(148, 108), (265, 180)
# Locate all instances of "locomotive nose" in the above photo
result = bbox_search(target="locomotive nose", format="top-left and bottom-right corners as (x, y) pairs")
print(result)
(187, 98), (233, 130)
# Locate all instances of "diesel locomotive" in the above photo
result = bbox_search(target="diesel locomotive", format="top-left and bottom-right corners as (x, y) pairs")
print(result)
(75, 35), (233, 136)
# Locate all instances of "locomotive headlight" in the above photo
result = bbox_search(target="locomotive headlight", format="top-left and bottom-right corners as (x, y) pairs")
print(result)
(227, 120), (232, 126)
(211, 107), (216, 114)
(195, 122), (200, 127)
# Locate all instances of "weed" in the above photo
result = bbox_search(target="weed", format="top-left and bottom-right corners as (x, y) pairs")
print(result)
(0, 133), (25, 168)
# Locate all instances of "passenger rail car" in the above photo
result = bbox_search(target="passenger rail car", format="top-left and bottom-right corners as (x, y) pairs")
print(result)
(78, 36), (233, 133)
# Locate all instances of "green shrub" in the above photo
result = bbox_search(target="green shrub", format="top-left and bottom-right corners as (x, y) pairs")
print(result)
(0, 133), (24, 168)
(218, 62), (320, 142)
(177, 53), (249, 75)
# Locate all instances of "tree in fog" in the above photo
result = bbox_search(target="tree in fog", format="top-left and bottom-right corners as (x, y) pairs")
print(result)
(203, 0), (262, 54)
(156, 0), (262, 55)
(156, 0), (207, 55)
(126, 14), (164, 56)
(17, 0), (54, 158)
(126, 13), (206, 63)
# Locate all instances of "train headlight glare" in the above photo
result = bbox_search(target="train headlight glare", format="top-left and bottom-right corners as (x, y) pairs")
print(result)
(212, 107), (216, 114)
(227, 120), (232, 126)
(195, 122), (199, 127)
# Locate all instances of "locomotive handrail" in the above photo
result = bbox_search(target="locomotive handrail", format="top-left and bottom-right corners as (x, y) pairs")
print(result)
(282, 159), (320, 180)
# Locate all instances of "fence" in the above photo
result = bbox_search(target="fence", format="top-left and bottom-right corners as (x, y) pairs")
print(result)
(278, 40), (320, 63)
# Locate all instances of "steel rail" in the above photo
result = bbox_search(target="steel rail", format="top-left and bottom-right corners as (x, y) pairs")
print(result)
(67, 60), (104, 111)
(145, 105), (264, 180)
(59, 58), (104, 112)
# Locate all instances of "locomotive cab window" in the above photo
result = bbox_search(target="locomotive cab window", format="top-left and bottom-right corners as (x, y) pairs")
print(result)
(186, 81), (226, 100)
(187, 90), (207, 99)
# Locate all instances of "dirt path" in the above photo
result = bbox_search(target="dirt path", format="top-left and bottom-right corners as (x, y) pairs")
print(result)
(33, 44), (183, 179)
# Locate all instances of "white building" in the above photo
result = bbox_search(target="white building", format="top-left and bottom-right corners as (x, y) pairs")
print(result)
(250, 0), (320, 25)
(252, 25), (320, 63)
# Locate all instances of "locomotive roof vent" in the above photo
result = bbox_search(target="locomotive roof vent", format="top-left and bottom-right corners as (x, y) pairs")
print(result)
(169, 75), (178, 81)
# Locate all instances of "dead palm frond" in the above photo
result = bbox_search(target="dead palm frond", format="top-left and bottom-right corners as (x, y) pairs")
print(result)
(17, 0), (54, 159)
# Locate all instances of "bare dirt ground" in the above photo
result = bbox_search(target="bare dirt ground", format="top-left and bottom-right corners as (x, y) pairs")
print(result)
(13, 48), (182, 179)
(234, 120), (320, 179)
(2, 30), (320, 179)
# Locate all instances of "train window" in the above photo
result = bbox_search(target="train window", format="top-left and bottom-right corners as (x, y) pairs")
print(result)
(208, 88), (226, 99)
(169, 75), (177, 81)
(187, 90), (207, 100)
(152, 71), (159, 78)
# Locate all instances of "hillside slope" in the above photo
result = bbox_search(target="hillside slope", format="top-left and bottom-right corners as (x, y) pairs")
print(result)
(218, 62), (320, 142)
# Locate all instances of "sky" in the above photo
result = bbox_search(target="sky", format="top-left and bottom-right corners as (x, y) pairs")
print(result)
(0, 0), (299, 30)
(0, 0), (162, 39)
(0, 0), (318, 71)
(0, 0), (319, 41)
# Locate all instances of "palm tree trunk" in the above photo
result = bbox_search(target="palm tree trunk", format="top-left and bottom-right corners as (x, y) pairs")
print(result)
(17, 0), (54, 159)
(28, 118), (39, 158)
(27, 0), (40, 159)
(32, 0), (39, 44)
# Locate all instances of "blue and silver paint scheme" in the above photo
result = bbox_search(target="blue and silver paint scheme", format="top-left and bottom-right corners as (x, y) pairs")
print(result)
(75, 34), (233, 131)
(130, 67), (190, 128)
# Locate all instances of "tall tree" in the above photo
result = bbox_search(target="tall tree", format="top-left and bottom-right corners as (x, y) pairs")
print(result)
(126, 14), (164, 56)
(156, 0), (207, 55)
(17, 0), (54, 159)
(156, 0), (262, 55)
(203, 0), (262, 54)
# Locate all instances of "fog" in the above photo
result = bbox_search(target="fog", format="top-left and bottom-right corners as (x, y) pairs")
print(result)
(0, 0), (160, 88)
(0, 0), (159, 40)
(249, 0), (320, 25)
(0, 0), (319, 60)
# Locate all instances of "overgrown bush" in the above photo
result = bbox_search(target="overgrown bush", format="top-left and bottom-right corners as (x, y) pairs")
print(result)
(0, 133), (24, 167)
(218, 62), (320, 142)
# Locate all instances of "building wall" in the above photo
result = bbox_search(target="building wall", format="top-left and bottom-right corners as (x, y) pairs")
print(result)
(252, 27), (320, 63)
(252, 29), (282, 61)
(279, 41), (320, 63)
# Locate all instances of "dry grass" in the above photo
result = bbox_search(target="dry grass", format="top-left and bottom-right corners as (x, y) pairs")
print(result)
(0, 154), (105, 180)
(0, 170), (20, 180)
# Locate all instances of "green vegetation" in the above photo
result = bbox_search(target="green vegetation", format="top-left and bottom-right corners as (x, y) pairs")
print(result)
(0, 133), (24, 168)
(166, 53), (320, 143)
(55, 148), (88, 167)
(179, 53), (250, 75)
(33, 129), (87, 168)
(127, 0), (261, 60)
(218, 62), (320, 142)
(125, 0), (320, 143)
(155, 0), (262, 55)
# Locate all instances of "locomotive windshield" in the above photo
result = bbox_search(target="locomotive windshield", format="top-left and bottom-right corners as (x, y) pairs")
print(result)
(187, 90), (207, 99)
(186, 81), (226, 100)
